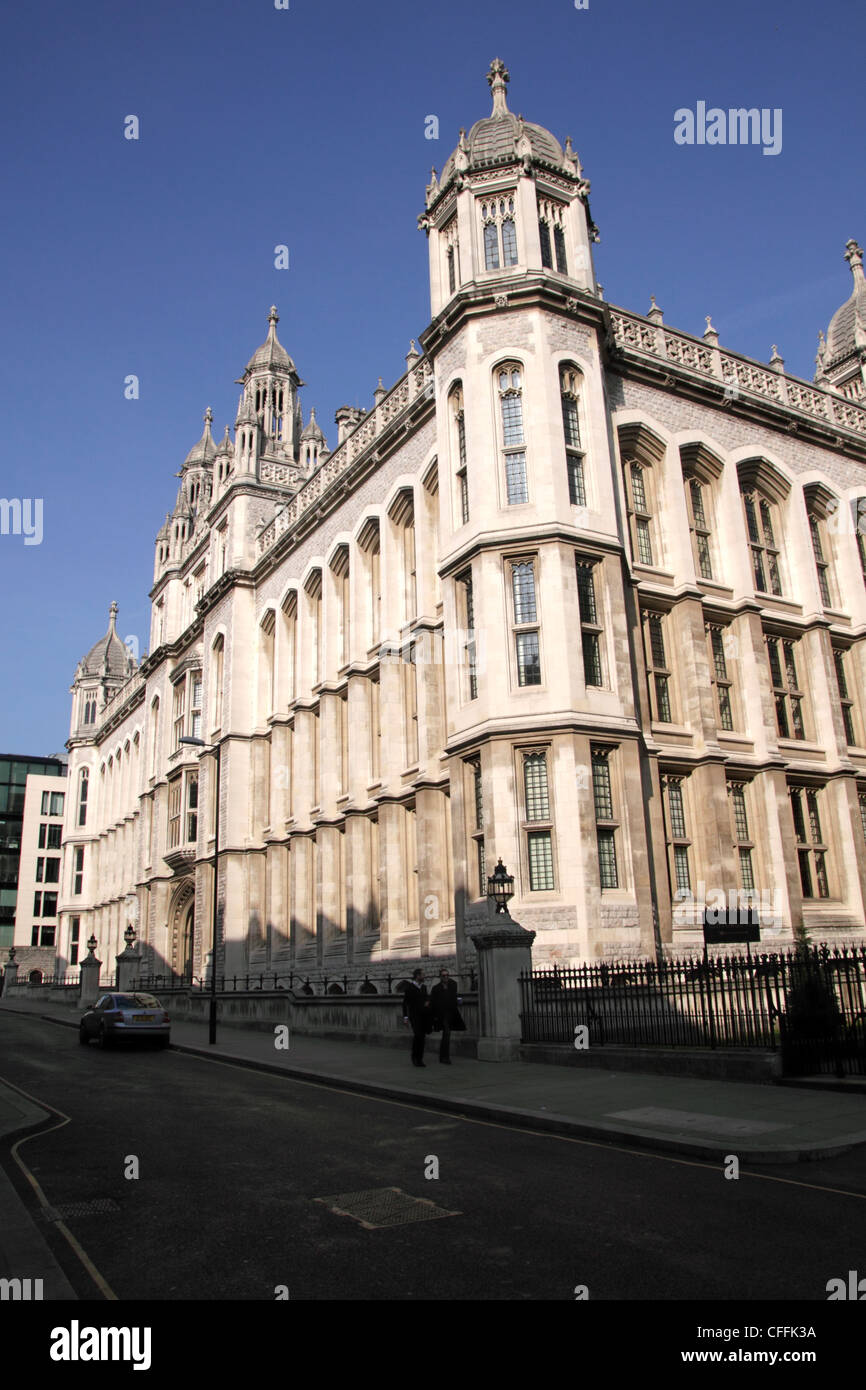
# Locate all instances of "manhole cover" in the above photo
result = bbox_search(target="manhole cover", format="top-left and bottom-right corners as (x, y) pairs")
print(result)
(44, 1198), (121, 1221)
(314, 1187), (460, 1230)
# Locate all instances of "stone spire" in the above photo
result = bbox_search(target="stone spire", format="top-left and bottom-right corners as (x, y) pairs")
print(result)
(487, 57), (510, 116)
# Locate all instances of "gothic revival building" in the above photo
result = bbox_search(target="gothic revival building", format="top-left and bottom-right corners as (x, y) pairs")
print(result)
(58, 60), (866, 981)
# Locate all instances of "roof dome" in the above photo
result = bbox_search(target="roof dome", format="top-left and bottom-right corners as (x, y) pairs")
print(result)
(79, 602), (133, 679)
(245, 306), (295, 373)
(184, 408), (217, 466)
(439, 59), (568, 187)
(824, 240), (866, 367)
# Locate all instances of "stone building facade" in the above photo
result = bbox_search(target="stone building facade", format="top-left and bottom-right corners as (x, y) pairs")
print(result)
(57, 60), (866, 981)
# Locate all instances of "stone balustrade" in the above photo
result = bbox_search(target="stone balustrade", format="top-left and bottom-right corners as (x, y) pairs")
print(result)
(608, 308), (866, 437)
(257, 357), (434, 557)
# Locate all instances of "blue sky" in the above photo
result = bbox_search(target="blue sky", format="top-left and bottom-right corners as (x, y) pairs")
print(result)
(1, 0), (864, 752)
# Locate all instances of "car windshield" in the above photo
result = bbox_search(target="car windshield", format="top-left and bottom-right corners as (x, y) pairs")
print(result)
(113, 994), (161, 1009)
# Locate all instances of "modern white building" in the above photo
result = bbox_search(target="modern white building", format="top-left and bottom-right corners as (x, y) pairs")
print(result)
(11, 765), (68, 973)
(57, 59), (866, 984)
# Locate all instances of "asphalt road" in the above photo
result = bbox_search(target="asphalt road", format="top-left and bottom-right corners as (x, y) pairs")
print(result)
(1, 1011), (864, 1302)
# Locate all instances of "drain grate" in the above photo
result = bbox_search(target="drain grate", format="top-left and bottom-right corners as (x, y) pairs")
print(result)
(314, 1187), (460, 1230)
(44, 1198), (121, 1222)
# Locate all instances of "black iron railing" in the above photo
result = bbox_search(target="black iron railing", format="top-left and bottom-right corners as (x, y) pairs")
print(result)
(520, 946), (866, 1076)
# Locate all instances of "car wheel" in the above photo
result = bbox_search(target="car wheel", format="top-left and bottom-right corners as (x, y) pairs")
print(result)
(156, 1037), (170, 1050)
(78, 1026), (89, 1045)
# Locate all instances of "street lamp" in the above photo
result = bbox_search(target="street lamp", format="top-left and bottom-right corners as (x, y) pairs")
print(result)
(124, 922), (136, 949)
(487, 859), (515, 915)
(179, 735), (221, 1045)
(87, 935), (98, 956)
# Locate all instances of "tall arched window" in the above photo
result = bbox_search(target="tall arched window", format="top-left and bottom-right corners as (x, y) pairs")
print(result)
(450, 384), (469, 526)
(737, 459), (791, 598)
(259, 610), (276, 717)
(538, 197), (568, 274)
(481, 196), (518, 270)
(149, 698), (160, 780)
(497, 364), (527, 505)
(560, 365), (586, 507)
(280, 594), (297, 704)
(77, 767), (89, 826)
(211, 636), (224, 731)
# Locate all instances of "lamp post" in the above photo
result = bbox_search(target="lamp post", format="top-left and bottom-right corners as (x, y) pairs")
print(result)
(179, 736), (221, 1045)
(487, 859), (515, 915)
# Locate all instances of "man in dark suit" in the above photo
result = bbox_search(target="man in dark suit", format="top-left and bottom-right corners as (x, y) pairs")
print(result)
(430, 967), (464, 1064)
(402, 968), (431, 1067)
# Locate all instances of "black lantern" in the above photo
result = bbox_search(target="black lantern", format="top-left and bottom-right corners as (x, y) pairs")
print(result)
(124, 922), (136, 948)
(487, 859), (514, 915)
(87, 934), (98, 956)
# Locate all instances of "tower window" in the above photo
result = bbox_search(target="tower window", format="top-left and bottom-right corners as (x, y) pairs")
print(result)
(466, 758), (485, 896)
(458, 570), (478, 701)
(538, 197), (568, 274)
(591, 746), (619, 889)
(576, 558), (603, 688)
(481, 196), (518, 271)
(510, 558), (541, 687)
(451, 384), (469, 525)
(497, 364), (528, 505)
(560, 366), (586, 508)
(521, 749), (555, 891)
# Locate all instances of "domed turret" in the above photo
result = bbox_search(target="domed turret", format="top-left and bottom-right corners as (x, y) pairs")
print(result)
(235, 307), (303, 471)
(817, 240), (866, 398)
(438, 59), (570, 186)
(71, 602), (135, 736)
(78, 602), (133, 680)
(419, 59), (598, 317)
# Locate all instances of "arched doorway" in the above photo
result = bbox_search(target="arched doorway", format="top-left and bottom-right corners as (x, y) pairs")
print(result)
(180, 902), (195, 982)
(169, 881), (196, 981)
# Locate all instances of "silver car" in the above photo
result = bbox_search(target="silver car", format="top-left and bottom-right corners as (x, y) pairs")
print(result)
(79, 993), (171, 1048)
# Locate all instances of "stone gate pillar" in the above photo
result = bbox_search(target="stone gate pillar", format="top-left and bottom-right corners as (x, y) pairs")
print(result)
(467, 898), (535, 1062)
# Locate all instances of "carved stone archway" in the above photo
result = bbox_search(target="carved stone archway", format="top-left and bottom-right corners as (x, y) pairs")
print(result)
(169, 880), (196, 980)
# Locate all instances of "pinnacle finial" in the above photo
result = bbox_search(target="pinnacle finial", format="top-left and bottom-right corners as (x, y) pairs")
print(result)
(845, 240), (864, 280)
(204, 406), (213, 427)
(487, 57), (510, 116)
(268, 305), (279, 328)
(109, 601), (118, 629)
